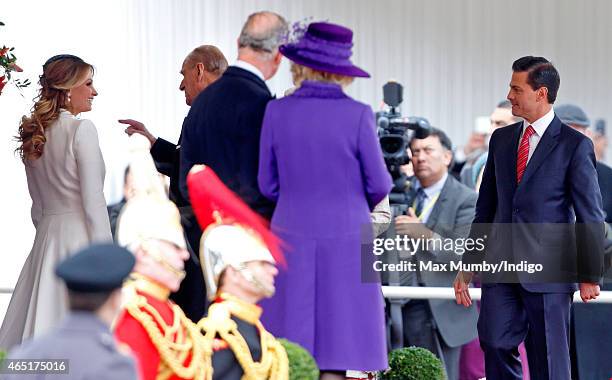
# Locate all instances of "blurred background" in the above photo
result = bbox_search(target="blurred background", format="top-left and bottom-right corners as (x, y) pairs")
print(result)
(2, 0), (612, 318)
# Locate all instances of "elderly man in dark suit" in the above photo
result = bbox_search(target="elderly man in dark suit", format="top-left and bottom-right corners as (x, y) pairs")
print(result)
(554, 103), (612, 379)
(119, 45), (228, 322)
(455, 56), (605, 380)
(179, 11), (288, 220)
(394, 128), (479, 380)
(555, 104), (612, 226)
(5, 244), (137, 380)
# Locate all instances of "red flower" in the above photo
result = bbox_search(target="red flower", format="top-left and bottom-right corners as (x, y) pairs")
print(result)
(0, 76), (6, 95)
(8, 62), (22, 72)
(0, 47), (8, 57)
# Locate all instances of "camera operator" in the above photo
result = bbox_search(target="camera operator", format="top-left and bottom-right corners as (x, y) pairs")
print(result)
(376, 82), (430, 217)
(393, 128), (479, 380)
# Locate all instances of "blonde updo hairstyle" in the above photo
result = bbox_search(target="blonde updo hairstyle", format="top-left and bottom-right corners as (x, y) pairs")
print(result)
(290, 62), (354, 88)
(17, 55), (94, 162)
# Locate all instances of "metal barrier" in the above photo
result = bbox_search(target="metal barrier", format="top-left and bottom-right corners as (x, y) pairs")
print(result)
(382, 286), (612, 303)
(3, 286), (612, 303)
(382, 285), (612, 350)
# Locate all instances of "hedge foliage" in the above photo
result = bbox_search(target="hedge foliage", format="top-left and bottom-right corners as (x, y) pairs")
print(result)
(278, 338), (319, 380)
(381, 346), (445, 380)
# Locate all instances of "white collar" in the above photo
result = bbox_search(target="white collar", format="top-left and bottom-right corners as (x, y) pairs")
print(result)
(233, 60), (265, 81)
(415, 172), (448, 199)
(523, 107), (555, 137)
(59, 108), (78, 119)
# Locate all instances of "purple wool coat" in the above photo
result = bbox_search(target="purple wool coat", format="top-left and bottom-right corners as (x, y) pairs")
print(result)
(258, 80), (392, 371)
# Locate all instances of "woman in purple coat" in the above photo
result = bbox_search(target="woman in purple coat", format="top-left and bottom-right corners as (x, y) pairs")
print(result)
(258, 22), (392, 378)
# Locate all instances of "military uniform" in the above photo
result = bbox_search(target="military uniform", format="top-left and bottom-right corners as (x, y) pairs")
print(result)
(6, 313), (137, 380)
(5, 243), (137, 380)
(114, 276), (210, 380)
(198, 293), (288, 380)
(187, 165), (289, 380)
(113, 138), (210, 380)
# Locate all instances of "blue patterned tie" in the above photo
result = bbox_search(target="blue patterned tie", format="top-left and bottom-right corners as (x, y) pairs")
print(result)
(414, 188), (427, 216)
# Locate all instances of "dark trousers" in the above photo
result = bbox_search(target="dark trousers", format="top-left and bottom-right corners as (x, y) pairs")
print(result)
(479, 284), (572, 380)
(170, 210), (207, 322)
(402, 300), (460, 380)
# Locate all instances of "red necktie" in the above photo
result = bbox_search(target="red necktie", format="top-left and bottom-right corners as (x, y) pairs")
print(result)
(516, 125), (536, 183)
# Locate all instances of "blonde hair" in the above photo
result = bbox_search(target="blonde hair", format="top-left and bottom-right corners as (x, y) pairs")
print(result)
(290, 63), (354, 88)
(16, 55), (93, 162)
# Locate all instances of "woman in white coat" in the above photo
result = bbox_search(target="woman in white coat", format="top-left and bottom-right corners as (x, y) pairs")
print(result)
(0, 55), (111, 349)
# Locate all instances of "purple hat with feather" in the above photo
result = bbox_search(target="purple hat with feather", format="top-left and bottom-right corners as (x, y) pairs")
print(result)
(280, 21), (370, 78)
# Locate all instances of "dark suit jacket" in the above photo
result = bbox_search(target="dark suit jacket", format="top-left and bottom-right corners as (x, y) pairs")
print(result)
(151, 136), (189, 207)
(466, 116), (605, 292)
(106, 198), (126, 240)
(152, 134), (208, 321)
(403, 175), (479, 347)
(179, 66), (275, 219)
(211, 316), (261, 380)
(596, 161), (612, 224)
(571, 162), (612, 378)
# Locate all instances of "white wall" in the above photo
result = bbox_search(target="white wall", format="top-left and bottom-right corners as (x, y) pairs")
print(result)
(2, 0), (612, 317)
(124, 0), (612, 161)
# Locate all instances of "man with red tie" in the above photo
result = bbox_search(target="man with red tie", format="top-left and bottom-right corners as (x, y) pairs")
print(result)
(454, 56), (605, 380)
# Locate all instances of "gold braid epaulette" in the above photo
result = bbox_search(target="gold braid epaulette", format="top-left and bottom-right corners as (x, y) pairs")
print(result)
(124, 294), (213, 380)
(197, 302), (289, 380)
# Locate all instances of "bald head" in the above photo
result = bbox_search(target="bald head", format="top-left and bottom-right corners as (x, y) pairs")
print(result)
(236, 11), (288, 80)
(238, 11), (288, 56)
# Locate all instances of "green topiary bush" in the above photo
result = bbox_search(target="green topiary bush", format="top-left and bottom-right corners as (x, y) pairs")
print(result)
(278, 338), (319, 380)
(381, 346), (445, 380)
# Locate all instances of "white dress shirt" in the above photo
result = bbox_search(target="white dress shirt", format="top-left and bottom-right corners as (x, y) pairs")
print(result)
(413, 172), (448, 223)
(233, 60), (265, 81)
(520, 107), (555, 163)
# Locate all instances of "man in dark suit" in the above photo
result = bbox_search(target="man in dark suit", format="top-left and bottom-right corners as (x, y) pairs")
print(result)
(179, 11), (288, 220)
(592, 120), (608, 162)
(554, 103), (612, 379)
(555, 103), (612, 225)
(395, 128), (479, 380)
(454, 56), (605, 380)
(119, 45), (228, 321)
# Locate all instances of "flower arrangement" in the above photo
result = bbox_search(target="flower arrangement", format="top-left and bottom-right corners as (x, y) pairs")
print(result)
(284, 17), (314, 45)
(0, 21), (30, 95)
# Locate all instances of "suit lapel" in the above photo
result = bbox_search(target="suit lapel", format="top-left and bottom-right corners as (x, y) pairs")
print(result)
(178, 120), (185, 145)
(517, 116), (561, 188)
(424, 176), (451, 229)
(501, 123), (523, 196)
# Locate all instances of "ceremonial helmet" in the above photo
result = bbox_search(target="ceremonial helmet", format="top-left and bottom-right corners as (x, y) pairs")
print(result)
(187, 165), (284, 300)
(116, 135), (186, 264)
